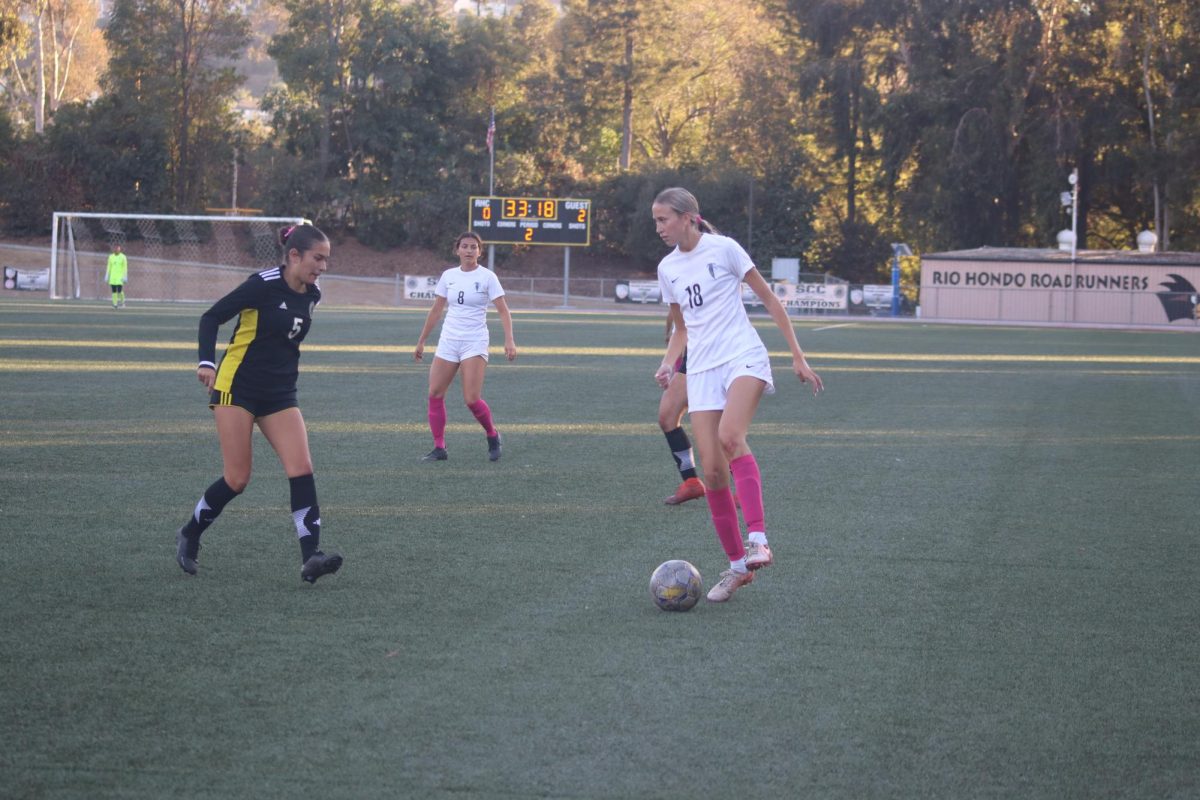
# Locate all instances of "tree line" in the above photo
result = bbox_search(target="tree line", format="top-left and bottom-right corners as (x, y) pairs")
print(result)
(1, 0), (1196, 279)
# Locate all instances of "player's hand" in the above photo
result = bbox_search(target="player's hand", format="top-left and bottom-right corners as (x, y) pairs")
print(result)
(504, 341), (517, 361)
(655, 363), (673, 389)
(414, 342), (425, 362)
(794, 356), (823, 396)
(197, 366), (216, 390)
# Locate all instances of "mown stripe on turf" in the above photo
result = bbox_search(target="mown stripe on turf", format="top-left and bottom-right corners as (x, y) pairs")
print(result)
(2, 339), (1199, 364)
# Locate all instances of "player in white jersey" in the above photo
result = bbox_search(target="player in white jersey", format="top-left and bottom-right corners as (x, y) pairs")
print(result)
(652, 188), (823, 602)
(414, 231), (517, 462)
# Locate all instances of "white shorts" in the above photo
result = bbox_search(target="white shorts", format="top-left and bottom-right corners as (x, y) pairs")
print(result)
(434, 336), (490, 363)
(686, 354), (774, 412)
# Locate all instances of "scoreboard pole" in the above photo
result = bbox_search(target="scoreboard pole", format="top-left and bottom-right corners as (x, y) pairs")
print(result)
(560, 248), (571, 309)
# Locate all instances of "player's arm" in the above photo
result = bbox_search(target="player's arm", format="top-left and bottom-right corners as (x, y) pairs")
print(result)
(744, 268), (822, 395)
(493, 295), (517, 361)
(196, 277), (263, 388)
(656, 304), (686, 389)
(414, 295), (447, 362)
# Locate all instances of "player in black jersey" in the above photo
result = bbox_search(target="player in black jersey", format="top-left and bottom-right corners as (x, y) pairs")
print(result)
(175, 223), (343, 584)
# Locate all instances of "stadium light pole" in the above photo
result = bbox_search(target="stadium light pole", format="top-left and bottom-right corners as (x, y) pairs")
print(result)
(1068, 168), (1079, 261)
(890, 243), (912, 316)
(487, 103), (496, 270)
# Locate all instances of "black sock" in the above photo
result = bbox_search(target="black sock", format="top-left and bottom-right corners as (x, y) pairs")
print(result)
(289, 474), (321, 562)
(182, 477), (241, 539)
(664, 427), (698, 481)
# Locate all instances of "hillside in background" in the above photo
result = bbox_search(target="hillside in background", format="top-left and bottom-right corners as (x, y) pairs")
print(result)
(329, 237), (652, 279)
(0, 234), (654, 280)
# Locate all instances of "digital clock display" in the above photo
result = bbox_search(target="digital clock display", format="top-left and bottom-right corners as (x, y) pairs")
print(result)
(469, 196), (592, 246)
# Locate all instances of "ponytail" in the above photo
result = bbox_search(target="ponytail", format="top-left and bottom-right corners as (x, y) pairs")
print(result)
(280, 222), (327, 258)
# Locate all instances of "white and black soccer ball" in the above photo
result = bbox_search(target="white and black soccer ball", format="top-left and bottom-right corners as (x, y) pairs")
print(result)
(649, 560), (702, 612)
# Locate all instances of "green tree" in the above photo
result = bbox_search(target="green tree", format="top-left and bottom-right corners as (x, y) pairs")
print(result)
(1, 0), (107, 132)
(877, 0), (1075, 253)
(104, 0), (250, 209)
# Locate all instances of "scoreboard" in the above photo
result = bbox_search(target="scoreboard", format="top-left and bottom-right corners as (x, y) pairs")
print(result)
(469, 196), (592, 246)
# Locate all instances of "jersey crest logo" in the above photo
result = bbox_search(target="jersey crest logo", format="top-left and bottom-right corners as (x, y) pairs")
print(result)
(475, 282), (480, 291)
(279, 302), (288, 310)
(708, 263), (718, 279)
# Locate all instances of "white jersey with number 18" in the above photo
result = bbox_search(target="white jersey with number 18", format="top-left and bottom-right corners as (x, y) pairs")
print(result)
(657, 233), (766, 373)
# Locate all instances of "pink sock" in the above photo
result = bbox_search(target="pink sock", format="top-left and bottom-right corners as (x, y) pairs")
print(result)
(427, 396), (447, 448)
(705, 487), (745, 561)
(467, 399), (497, 437)
(730, 453), (765, 534)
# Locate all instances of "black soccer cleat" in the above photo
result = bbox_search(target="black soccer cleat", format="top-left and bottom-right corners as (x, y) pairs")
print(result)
(176, 527), (199, 576)
(421, 446), (448, 462)
(487, 433), (502, 462)
(301, 550), (343, 584)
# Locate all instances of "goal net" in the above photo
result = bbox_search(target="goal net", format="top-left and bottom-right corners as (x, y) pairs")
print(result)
(50, 212), (307, 302)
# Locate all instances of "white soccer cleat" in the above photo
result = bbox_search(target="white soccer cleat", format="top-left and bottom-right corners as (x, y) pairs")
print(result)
(745, 541), (774, 570)
(706, 569), (754, 602)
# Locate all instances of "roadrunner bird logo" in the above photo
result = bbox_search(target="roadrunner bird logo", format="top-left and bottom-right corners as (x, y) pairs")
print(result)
(1156, 274), (1199, 322)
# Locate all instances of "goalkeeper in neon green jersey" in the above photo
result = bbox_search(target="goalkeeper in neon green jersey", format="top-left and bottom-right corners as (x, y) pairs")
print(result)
(105, 243), (128, 308)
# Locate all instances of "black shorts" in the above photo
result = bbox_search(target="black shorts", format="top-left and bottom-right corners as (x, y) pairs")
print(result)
(110, 284), (124, 292)
(209, 387), (298, 418)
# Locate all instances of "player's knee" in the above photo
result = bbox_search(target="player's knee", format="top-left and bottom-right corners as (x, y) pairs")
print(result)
(224, 473), (250, 493)
(718, 432), (746, 459)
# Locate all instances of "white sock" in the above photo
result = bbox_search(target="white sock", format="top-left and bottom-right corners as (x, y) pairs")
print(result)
(730, 558), (748, 573)
(748, 531), (768, 546)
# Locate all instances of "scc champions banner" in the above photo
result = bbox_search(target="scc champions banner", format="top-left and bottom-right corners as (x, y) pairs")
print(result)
(403, 275), (438, 300)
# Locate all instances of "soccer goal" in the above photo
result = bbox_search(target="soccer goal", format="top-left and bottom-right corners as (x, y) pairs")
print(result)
(49, 212), (307, 302)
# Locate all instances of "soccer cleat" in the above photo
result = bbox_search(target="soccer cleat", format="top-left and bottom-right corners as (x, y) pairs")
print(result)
(176, 527), (199, 575)
(706, 569), (754, 602)
(745, 541), (774, 570)
(664, 477), (706, 505)
(301, 550), (343, 584)
(421, 446), (448, 462)
(487, 433), (502, 462)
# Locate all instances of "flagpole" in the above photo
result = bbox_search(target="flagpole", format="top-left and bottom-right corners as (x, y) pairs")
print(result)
(487, 107), (495, 271)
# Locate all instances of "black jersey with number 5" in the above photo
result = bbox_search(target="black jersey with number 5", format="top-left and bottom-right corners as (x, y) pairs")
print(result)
(198, 267), (321, 396)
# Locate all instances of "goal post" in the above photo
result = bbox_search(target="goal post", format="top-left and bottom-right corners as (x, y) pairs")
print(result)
(49, 212), (307, 302)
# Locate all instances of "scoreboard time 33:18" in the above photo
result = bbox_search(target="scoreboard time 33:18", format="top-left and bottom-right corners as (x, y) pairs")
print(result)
(469, 196), (592, 246)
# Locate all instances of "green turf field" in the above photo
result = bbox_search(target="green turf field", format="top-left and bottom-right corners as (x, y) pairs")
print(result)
(1, 296), (1198, 799)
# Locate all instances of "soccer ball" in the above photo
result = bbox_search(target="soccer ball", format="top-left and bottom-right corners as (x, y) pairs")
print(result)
(649, 560), (703, 612)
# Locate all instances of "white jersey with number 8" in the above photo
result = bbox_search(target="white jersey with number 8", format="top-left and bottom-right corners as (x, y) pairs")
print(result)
(435, 265), (506, 341)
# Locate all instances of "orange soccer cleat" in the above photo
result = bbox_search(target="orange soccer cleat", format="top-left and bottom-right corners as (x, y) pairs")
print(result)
(664, 477), (706, 506)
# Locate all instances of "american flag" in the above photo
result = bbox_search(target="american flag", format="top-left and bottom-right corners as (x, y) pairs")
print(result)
(486, 109), (495, 153)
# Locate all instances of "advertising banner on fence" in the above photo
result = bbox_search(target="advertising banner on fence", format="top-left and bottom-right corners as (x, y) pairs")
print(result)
(848, 284), (892, 313)
(3, 265), (49, 291)
(403, 275), (438, 300)
(614, 280), (664, 304)
(771, 282), (849, 311)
